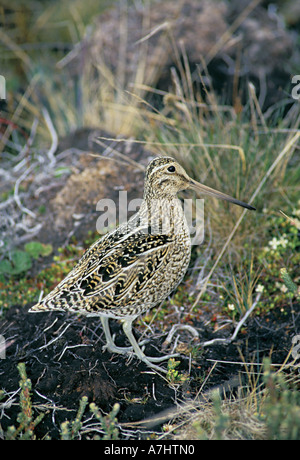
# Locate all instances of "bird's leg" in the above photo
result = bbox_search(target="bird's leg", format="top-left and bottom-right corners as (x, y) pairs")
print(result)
(122, 319), (179, 373)
(101, 317), (133, 354)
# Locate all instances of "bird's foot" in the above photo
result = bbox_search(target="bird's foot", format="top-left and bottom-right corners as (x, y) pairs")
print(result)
(101, 317), (181, 373)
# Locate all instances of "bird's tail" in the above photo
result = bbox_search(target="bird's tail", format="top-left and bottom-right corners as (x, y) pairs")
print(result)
(29, 301), (64, 313)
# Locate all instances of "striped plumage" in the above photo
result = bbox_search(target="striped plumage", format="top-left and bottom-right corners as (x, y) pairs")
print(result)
(30, 156), (255, 372)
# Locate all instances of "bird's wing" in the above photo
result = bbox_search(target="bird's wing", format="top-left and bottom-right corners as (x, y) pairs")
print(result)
(30, 227), (174, 312)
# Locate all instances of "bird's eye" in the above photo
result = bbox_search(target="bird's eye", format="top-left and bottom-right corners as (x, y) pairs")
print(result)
(167, 165), (176, 173)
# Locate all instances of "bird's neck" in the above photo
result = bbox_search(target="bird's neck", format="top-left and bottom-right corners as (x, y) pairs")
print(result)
(137, 194), (186, 235)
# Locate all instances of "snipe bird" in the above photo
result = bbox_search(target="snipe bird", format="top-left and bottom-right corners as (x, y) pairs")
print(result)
(30, 157), (255, 372)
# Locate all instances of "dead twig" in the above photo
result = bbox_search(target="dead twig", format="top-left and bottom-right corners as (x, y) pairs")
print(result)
(37, 323), (71, 351)
(163, 324), (199, 348)
(13, 163), (38, 219)
(42, 107), (58, 169)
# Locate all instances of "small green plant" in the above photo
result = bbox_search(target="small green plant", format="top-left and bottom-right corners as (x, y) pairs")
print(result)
(222, 256), (261, 319)
(89, 402), (120, 440)
(60, 396), (89, 440)
(219, 209), (300, 317)
(210, 390), (231, 440)
(166, 358), (188, 385)
(280, 267), (299, 298)
(0, 250), (32, 277)
(261, 358), (300, 440)
(3, 363), (44, 440)
(1, 363), (121, 440)
(256, 210), (300, 309)
(0, 241), (76, 313)
(24, 242), (53, 260)
(60, 399), (120, 440)
(0, 242), (53, 279)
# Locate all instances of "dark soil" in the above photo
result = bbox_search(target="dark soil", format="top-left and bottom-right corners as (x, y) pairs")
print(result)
(0, 301), (299, 439)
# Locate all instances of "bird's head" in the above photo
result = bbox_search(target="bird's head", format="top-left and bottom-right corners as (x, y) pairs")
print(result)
(144, 156), (255, 210)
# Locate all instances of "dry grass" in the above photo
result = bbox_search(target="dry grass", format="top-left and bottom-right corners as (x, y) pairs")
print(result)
(167, 358), (300, 440)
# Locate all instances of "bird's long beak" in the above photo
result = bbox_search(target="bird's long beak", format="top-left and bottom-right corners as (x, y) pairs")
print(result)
(188, 178), (256, 211)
